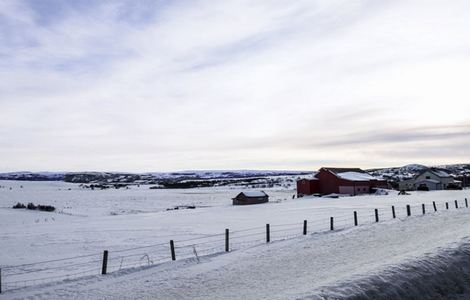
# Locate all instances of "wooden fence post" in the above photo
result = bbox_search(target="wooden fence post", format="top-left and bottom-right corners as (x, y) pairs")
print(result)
(170, 240), (176, 261)
(446, 202), (449, 210)
(375, 209), (379, 222)
(225, 229), (229, 252)
(392, 206), (396, 219)
(422, 204), (425, 215)
(455, 200), (458, 209)
(303, 220), (307, 235)
(433, 201), (437, 212)
(354, 211), (358, 226)
(330, 217), (334, 231)
(407, 205), (411, 216)
(266, 224), (270, 243)
(466, 198), (468, 208)
(101, 250), (108, 275)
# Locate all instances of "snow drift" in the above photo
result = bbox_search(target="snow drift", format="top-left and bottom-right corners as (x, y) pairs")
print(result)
(312, 238), (470, 299)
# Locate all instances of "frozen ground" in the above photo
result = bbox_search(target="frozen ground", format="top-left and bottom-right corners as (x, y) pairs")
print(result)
(0, 180), (469, 298)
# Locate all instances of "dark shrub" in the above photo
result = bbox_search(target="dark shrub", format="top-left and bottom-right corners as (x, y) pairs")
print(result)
(417, 185), (429, 191)
(27, 203), (37, 210)
(446, 183), (463, 190)
(12, 202), (26, 209)
(37, 205), (55, 212)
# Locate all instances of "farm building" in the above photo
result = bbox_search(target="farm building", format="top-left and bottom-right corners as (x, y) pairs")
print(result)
(398, 168), (462, 191)
(297, 167), (389, 196)
(232, 191), (269, 205)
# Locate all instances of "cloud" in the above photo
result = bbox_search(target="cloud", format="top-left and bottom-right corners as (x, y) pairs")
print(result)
(1, 0), (470, 171)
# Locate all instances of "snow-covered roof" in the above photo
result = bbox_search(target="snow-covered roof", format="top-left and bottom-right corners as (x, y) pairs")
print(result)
(239, 191), (268, 197)
(431, 170), (451, 178)
(415, 179), (440, 184)
(336, 172), (378, 181)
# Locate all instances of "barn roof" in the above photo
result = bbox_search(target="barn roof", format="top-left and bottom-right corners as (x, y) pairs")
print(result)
(238, 191), (268, 198)
(320, 167), (381, 182)
(415, 168), (452, 179)
(321, 167), (366, 174)
(336, 171), (378, 181)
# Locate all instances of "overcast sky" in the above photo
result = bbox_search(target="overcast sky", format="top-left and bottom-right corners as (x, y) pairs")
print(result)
(1, 0), (470, 172)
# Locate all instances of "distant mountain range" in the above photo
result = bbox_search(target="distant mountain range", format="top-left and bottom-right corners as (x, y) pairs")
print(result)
(0, 170), (312, 189)
(1, 164), (469, 189)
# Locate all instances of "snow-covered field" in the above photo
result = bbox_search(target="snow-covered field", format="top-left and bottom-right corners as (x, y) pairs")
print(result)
(0, 180), (469, 298)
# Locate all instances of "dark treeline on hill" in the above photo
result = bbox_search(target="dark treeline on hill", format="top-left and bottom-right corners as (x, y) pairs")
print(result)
(0, 170), (309, 189)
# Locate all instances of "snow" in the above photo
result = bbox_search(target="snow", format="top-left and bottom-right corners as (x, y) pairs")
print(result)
(238, 191), (267, 197)
(1, 180), (470, 298)
(415, 179), (440, 184)
(336, 171), (378, 181)
(3, 205), (470, 299)
(431, 170), (451, 178)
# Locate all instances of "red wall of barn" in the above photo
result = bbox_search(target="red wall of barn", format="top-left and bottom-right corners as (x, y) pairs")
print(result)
(297, 180), (310, 195)
(316, 169), (357, 194)
(297, 179), (320, 195)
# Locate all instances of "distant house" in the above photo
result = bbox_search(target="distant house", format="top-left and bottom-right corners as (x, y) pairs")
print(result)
(233, 191), (269, 205)
(399, 168), (462, 191)
(297, 167), (389, 196)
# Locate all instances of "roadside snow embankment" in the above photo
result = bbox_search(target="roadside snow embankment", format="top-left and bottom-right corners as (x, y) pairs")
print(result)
(312, 238), (470, 299)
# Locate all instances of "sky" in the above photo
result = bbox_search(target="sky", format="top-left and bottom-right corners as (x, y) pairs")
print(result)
(1, 0), (470, 172)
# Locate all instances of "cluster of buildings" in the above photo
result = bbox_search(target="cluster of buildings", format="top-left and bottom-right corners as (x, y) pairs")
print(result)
(232, 166), (464, 205)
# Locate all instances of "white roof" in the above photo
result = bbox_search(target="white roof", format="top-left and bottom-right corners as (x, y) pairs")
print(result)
(336, 172), (378, 181)
(240, 191), (267, 197)
(416, 179), (440, 184)
(431, 170), (451, 178)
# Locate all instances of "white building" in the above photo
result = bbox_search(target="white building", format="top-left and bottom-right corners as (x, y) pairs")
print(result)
(399, 169), (462, 191)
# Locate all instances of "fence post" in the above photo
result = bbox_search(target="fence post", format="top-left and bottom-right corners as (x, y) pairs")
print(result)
(422, 204), (425, 215)
(433, 201), (437, 212)
(374, 209), (379, 222)
(225, 229), (229, 252)
(303, 220), (307, 235)
(407, 205), (411, 216)
(101, 250), (108, 275)
(170, 240), (176, 261)
(446, 202), (449, 210)
(466, 198), (468, 208)
(0, 268), (2, 294)
(455, 200), (458, 209)
(266, 224), (270, 243)
(392, 206), (396, 219)
(330, 217), (334, 231)
(354, 211), (358, 226)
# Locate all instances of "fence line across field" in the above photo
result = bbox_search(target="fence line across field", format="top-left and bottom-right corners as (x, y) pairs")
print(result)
(0, 197), (468, 293)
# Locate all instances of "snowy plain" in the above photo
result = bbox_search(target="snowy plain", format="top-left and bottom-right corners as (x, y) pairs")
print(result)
(0, 180), (469, 299)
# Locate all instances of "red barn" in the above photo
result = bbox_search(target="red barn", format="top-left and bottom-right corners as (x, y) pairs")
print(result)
(297, 167), (389, 196)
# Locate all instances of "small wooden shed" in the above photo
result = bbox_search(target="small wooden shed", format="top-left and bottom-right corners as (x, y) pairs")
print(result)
(232, 191), (269, 205)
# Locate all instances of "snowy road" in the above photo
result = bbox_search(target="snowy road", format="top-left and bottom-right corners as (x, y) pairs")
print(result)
(6, 208), (470, 299)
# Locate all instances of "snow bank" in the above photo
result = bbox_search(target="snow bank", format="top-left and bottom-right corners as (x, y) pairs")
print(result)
(312, 239), (470, 299)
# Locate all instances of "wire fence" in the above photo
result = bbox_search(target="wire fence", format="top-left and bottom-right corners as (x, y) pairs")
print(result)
(0, 197), (468, 293)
